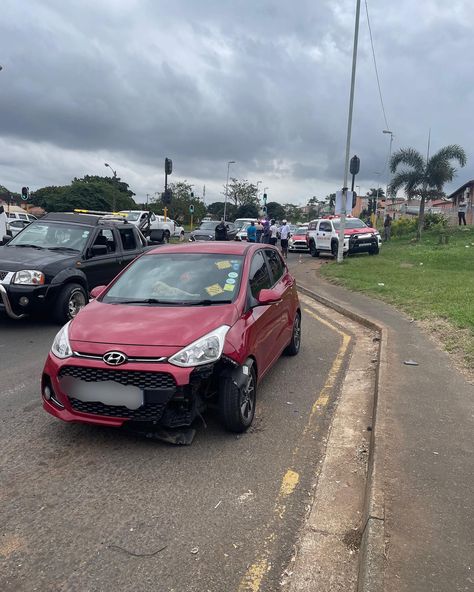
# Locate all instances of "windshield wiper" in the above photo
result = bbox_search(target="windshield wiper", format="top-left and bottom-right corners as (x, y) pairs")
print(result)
(186, 299), (233, 306)
(111, 298), (179, 305)
(12, 244), (44, 249)
(47, 246), (80, 252)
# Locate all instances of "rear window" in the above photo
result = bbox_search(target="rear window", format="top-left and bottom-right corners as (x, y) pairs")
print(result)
(103, 253), (244, 305)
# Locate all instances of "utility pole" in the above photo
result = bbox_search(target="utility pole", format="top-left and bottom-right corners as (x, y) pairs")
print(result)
(337, 0), (361, 263)
(223, 160), (235, 222)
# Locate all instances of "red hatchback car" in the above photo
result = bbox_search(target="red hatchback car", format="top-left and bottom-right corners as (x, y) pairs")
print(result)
(42, 242), (301, 436)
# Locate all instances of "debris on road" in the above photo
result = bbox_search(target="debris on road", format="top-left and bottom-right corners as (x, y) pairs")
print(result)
(403, 359), (419, 366)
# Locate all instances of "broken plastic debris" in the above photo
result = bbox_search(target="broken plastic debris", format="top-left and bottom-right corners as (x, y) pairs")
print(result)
(403, 359), (419, 366)
(377, 282), (385, 286)
(190, 547), (199, 554)
(214, 500), (222, 510)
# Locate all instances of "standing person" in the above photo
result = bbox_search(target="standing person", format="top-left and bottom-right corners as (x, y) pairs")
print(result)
(246, 221), (257, 243)
(262, 219), (270, 244)
(0, 205), (7, 238)
(458, 196), (467, 226)
(215, 218), (229, 241)
(255, 220), (263, 243)
(279, 219), (291, 258)
(269, 219), (278, 246)
(383, 213), (392, 241)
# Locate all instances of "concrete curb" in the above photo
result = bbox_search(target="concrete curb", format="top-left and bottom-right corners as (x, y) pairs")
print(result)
(297, 283), (386, 591)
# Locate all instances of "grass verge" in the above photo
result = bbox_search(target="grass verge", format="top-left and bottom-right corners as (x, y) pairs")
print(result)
(320, 227), (474, 372)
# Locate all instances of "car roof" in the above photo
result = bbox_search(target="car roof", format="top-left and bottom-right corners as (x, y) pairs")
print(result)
(147, 242), (266, 256)
(41, 212), (129, 226)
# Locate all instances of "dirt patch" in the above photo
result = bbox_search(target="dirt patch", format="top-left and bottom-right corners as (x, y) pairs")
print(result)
(342, 528), (362, 552)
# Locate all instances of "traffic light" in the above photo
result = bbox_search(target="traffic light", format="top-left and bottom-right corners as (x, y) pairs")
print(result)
(165, 158), (173, 175)
(21, 187), (29, 201)
(350, 155), (360, 175)
(162, 188), (172, 205)
(190, 192), (194, 198)
(263, 193), (267, 202)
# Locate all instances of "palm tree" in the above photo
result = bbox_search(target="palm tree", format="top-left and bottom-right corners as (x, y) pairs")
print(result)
(389, 145), (466, 239)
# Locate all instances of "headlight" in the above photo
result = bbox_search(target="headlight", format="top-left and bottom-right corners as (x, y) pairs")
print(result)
(13, 270), (45, 285)
(51, 322), (73, 359)
(169, 325), (230, 367)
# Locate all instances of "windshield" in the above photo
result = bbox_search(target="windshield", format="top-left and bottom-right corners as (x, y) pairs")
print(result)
(102, 253), (244, 305)
(294, 227), (308, 234)
(332, 218), (367, 230)
(8, 221), (91, 251)
(120, 211), (140, 221)
(198, 221), (218, 231)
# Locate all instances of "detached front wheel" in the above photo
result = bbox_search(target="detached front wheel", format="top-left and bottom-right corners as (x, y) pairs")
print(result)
(219, 362), (256, 433)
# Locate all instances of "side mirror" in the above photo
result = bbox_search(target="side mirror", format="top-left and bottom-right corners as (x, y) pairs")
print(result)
(1, 235), (12, 245)
(257, 288), (282, 305)
(90, 285), (107, 299)
(90, 244), (108, 257)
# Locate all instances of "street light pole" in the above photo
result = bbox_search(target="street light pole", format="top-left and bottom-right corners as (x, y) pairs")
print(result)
(104, 162), (118, 212)
(223, 160), (235, 222)
(383, 130), (394, 209)
(337, 0), (362, 263)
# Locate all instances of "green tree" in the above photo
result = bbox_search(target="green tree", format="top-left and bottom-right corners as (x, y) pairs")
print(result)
(225, 178), (259, 208)
(150, 181), (206, 225)
(389, 144), (467, 239)
(283, 203), (303, 223)
(207, 201), (237, 221)
(365, 187), (385, 199)
(266, 201), (286, 221)
(235, 203), (259, 219)
(326, 193), (336, 213)
(31, 176), (137, 212)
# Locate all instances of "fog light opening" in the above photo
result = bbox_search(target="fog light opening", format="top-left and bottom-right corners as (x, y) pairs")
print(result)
(44, 385), (52, 400)
(19, 297), (30, 307)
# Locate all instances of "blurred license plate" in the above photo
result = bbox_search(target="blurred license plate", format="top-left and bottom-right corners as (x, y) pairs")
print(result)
(59, 376), (144, 409)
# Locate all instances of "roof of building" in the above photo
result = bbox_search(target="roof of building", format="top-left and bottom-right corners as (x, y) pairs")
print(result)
(448, 180), (474, 199)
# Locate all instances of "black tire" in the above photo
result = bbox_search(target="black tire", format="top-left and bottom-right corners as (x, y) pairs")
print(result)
(219, 362), (256, 433)
(54, 283), (88, 324)
(164, 230), (170, 243)
(331, 240), (338, 257)
(309, 240), (319, 258)
(284, 312), (301, 356)
(369, 245), (379, 255)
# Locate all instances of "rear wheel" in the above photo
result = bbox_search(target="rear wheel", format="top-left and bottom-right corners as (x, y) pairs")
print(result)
(219, 362), (256, 433)
(54, 283), (88, 324)
(284, 312), (301, 356)
(309, 240), (319, 258)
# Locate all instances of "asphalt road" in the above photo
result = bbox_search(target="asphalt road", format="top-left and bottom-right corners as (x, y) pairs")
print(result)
(0, 280), (350, 591)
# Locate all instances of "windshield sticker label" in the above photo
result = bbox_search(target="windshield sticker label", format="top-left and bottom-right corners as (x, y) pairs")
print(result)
(225, 278), (236, 285)
(206, 283), (224, 296)
(215, 260), (231, 270)
(228, 272), (238, 278)
(223, 283), (235, 292)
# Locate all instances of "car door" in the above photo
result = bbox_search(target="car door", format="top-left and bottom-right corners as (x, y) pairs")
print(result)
(80, 228), (122, 288)
(246, 250), (282, 374)
(316, 220), (332, 250)
(117, 226), (144, 269)
(264, 248), (295, 355)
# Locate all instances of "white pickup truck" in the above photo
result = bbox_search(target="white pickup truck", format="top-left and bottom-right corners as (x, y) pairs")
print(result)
(119, 211), (184, 241)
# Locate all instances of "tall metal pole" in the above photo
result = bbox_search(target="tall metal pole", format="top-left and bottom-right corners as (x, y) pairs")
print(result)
(337, 0), (361, 263)
(223, 160), (235, 222)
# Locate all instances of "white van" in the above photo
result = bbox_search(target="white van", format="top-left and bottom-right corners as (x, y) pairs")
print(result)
(234, 217), (257, 230)
(7, 211), (37, 223)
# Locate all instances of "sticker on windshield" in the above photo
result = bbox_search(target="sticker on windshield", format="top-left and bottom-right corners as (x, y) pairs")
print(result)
(215, 260), (231, 270)
(225, 278), (236, 285)
(205, 283), (224, 296)
(228, 272), (238, 279)
(223, 283), (235, 292)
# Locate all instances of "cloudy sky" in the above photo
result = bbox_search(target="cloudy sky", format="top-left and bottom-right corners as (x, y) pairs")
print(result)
(1, 0), (472, 205)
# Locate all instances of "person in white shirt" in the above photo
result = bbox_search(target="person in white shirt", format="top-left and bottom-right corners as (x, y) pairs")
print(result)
(279, 219), (291, 258)
(0, 206), (7, 239)
(269, 219), (278, 246)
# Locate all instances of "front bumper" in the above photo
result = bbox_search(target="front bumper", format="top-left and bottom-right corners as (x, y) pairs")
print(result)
(289, 241), (309, 251)
(0, 283), (52, 319)
(42, 354), (217, 429)
(347, 235), (379, 254)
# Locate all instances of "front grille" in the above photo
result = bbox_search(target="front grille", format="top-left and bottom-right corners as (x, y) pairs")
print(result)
(59, 366), (176, 390)
(0, 271), (8, 281)
(68, 398), (169, 420)
(194, 235), (212, 241)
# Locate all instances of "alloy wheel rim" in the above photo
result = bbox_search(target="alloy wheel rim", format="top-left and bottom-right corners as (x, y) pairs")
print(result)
(68, 291), (86, 318)
(240, 374), (255, 421)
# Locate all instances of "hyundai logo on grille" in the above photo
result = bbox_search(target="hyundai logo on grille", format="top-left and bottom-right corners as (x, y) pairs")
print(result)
(103, 351), (128, 366)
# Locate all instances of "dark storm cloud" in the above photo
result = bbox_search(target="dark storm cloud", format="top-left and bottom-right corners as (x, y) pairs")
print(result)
(0, 0), (473, 200)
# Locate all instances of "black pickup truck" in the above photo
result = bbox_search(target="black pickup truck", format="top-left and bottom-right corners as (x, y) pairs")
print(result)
(0, 212), (149, 323)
